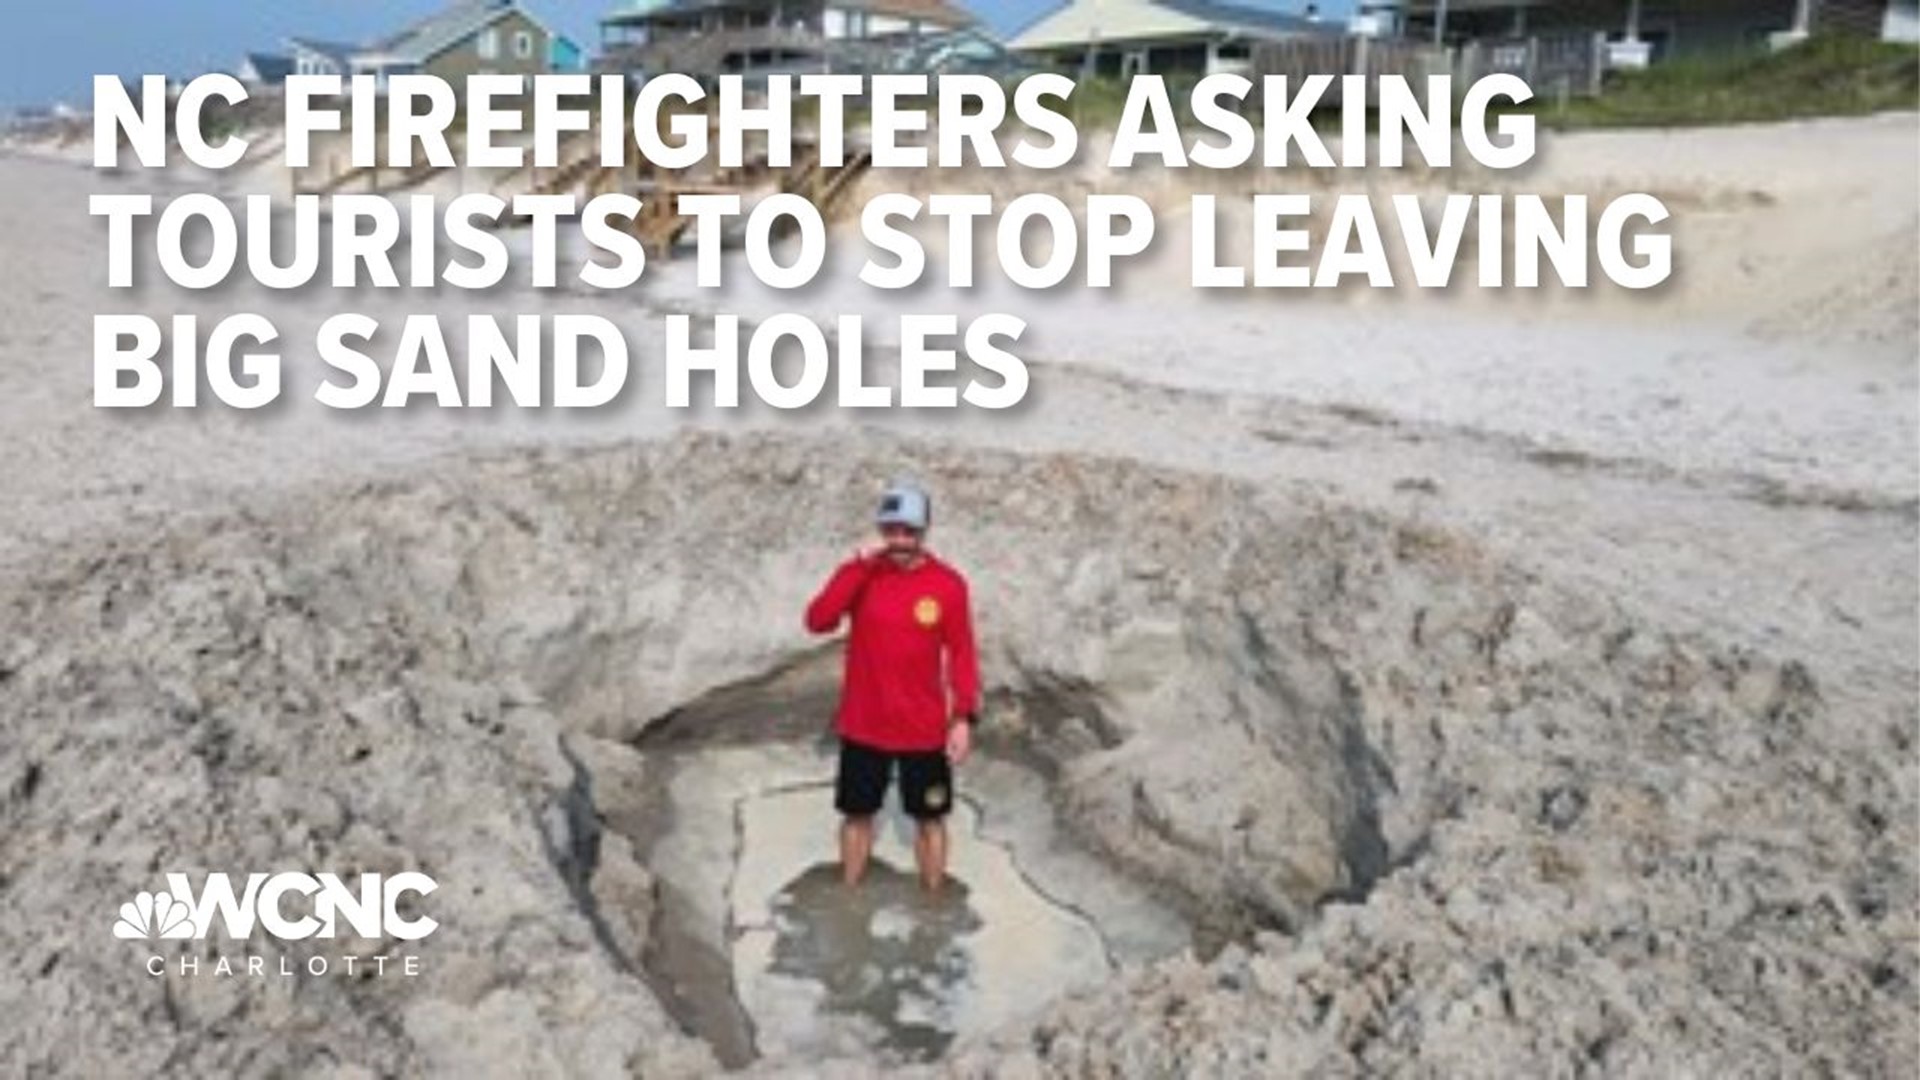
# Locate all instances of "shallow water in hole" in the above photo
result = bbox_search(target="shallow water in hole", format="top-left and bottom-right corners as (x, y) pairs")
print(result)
(734, 784), (1117, 1060)
(761, 862), (981, 1059)
(638, 743), (1190, 1064)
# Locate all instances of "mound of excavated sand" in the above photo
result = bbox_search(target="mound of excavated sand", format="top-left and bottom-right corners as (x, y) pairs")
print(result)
(1, 432), (1909, 1075)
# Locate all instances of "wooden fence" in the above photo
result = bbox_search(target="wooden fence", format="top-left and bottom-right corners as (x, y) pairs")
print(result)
(1457, 32), (1610, 101)
(1249, 31), (1609, 103)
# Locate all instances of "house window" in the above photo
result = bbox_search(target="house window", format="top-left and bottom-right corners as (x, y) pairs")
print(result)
(516, 31), (533, 58)
(478, 28), (500, 59)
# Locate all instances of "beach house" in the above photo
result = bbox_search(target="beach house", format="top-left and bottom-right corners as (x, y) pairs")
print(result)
(551, 33), (591, 72)
(1008, 0), (1338, 78)
(598, 0), (981, 81)
(1401, 0), (1909, 59)
(349, 0), (565, 84)
(234, 53), (296, 88)
(286, 39), (360, 79)
(280, 1), (567, 89)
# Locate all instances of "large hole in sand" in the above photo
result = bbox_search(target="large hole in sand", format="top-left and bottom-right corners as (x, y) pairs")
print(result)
(406, 436), (1515, 1068)
(5, 432), (1861, 1073)
(618, 653), (1197, 1065)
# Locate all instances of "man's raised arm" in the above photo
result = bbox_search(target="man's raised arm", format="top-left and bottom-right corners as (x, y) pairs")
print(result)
(804, 555), (877, 634)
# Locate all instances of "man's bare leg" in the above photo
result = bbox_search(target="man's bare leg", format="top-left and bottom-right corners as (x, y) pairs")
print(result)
(840, 815), (875, 886)
(914, 819), (948, 892)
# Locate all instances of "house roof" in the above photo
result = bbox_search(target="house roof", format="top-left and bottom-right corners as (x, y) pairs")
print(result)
(859, 0), (977, 26)
(368, 0), (554, 64)
(1011, 0), (1331, 51)
(894, 26), (1030, 72)
(604, 0), (974, 27)
(286, 38), (360, 65)
(602, 0), (671, 22)
(242, 52), (296, 82)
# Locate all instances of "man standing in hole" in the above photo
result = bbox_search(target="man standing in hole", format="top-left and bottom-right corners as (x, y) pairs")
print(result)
(805, 480), (979, 892)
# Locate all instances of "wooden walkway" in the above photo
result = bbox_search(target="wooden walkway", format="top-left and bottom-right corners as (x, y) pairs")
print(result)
(297, 115), (874, 260)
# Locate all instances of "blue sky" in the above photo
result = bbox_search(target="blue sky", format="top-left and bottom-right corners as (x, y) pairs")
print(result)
(4, 0), (1350, 109)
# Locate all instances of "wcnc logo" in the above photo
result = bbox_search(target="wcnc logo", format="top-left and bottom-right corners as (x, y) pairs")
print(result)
(117, 872), (438, 978)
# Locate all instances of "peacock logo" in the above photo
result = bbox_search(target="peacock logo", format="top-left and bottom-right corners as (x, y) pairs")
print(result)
(114, 890), (195, 940)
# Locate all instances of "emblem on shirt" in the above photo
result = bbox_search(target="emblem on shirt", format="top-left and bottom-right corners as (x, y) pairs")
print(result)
(913, 596), (941, 628)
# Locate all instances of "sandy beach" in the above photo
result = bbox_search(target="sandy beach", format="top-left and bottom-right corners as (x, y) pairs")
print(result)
(0, 108), (1915, 1075)
(6, 114), (1913, 680)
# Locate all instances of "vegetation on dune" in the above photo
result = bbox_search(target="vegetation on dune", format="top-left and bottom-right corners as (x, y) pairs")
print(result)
(1054, 34), (1918, 135)
(1535, 33), (1920, 129)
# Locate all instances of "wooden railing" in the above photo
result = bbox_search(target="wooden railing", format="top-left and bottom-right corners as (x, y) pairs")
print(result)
(598, 27), (905, 78)
(1457, 32), (1608, 100)
(1248, 32), (1607, 102)
(1249, 36), (1453, 104)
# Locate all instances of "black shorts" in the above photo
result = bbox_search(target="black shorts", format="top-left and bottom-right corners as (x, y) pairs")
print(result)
(834, 737), (953, 820)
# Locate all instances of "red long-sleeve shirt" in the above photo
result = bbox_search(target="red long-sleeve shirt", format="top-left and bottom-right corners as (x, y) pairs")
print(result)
(804, 552), (980, 752)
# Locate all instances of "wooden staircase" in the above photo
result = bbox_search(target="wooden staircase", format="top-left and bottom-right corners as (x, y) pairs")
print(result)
(288, 115), (875, 262)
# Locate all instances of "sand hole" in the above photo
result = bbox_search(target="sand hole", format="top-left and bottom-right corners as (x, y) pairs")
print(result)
(623, 671), (1193, 1068)
(13, 437), (1854, 1073)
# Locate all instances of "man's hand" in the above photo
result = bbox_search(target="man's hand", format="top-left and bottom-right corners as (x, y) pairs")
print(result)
(854, 540), (887, 564)
(945, 719), (972, 765)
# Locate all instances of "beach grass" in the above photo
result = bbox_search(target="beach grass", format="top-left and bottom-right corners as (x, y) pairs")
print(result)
(1031, 35), (1917, 140)
(1534, 33), (1920, 129)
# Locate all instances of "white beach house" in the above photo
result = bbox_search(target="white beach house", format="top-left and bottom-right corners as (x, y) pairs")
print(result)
(1008, 0), (1336, 78)
(1402, 0), (1916, 57)
(599, 0), (982, 81)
